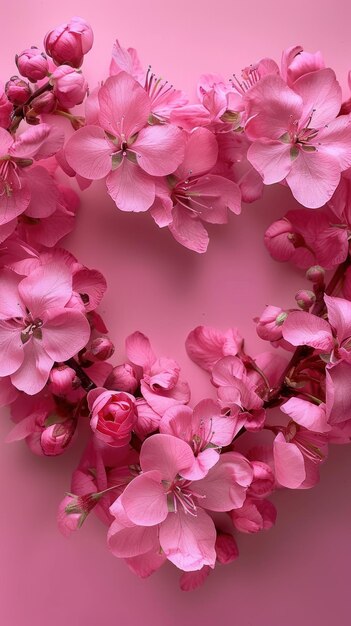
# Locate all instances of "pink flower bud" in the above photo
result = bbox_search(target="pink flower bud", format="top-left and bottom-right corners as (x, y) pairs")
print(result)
(230, 497), (277, 533)
(44, 17), (94, 68)
(16, 47), (49, 82)
(57, 492), (98, 536)
(88, 389), (136, 446)
(84, 337), (115, 362)
(264, 218), (304, 262)
(0, 83), (13, 128)
(40, 419), (76, 456)
(215, 533), (239, 564)
(306, 265), (325, 284)
(248, 461), (275, 498)
(105, 363), (139, 394)
(51, 65), (88, 108)
(5, 76), (31, 105)
(295, 289), (316, 311)
(49, 365), (77, 395)
(256, 305), (288, 341)
(29, 90), (57, 114)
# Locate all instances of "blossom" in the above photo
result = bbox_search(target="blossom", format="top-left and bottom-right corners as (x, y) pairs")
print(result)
(185, 325), (243, 372)
(16, 47), (49, 82)
(65, 72), (185, 213)
(108, 433), (252, 571)
(0, 262), (90, 394)
(87, 387), (136, 447)
(0, 82), (12, 129)
(44, 16), (94, 68)
(245, 69), (351, 207)
(51, 65), (88, 108)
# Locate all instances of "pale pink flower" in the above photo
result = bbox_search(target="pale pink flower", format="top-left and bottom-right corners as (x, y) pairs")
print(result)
(65, 72), (185, 213)
(44, 16), (94, 68)
(126, 331), (190, 417)
(87, 387), (136, 447)
(0, 262), (90, 394)
(245, 69), (351, 207)
(160, 399), (239, 479)
(108, 433), (252, 571)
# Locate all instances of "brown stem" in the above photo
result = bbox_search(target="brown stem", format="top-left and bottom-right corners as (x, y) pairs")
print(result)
(9, 80), (53, 133)
(65, 358), (96, 392)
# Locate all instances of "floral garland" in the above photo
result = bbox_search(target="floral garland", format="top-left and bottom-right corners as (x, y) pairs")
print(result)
(1, 17), (351, 591)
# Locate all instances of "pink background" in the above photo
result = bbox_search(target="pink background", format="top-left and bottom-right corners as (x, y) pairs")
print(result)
(1, 0), (351, 623)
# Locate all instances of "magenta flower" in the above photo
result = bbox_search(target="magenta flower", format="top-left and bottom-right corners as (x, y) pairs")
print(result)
(44, 16), (94, 68)
(108, 433), (252, 571)
(0, 262), (90, 394)
(65, 72), (185, 213)
(245, 69), (351, 207)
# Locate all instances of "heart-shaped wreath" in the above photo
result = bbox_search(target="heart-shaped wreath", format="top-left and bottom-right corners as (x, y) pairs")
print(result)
(1, 17), (351, 591)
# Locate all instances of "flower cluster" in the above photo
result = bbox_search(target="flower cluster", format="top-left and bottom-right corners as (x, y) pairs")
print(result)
(1, 19), (351, 590)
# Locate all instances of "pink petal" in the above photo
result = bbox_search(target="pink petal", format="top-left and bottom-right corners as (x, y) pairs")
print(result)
(98, 73), (151, 138)
(0, 323), (23, 376)
(0, 174), (31, 225)
(125, 331), (155, 370)
(244, 75), (303, 140)
(134, 125), (185, 176)
(18, 262), (73, 317)
(150, 196), (173, 227)
(10, 124), (64, 160)
(11, 339), (53, 395)
(281, 397), (330, 433)
(42, 308), (90, 361)
(108, 519), (159, 558)
(247, 140), (292, 184)
(0, 219), (17, 243)
(282, 310), (334, 351)
(121, 471), (168, 526)
(179, 566), (212, 591)
(293, 68), (341, 129)
(188, 175), (241, 220)
(0, 269), (25, 319)
(5, 413), (39, 442)
(22, 166), (58, 218)
(72, 268), (107, 312)
(192, 453), (253, 511)
(106, 159), (155, 212)
(317, 116), (351, 170)
(326, 362), (351, 424)
(0, 128), (13, 155)
(140, 433), (195, 480)
(0, 376), (18, 407)
(159, 404), (194, 439)
(185, 326), (243, 372)
(176, 128), (218, 180)
(273, 433), (306, 488)
(180, 448), (220, 480)
(211, 356), (246, 387)
(141, 378), (190, 414)
(65, 125), (113, 180)
(109, 40), (144, 82)
(159, 508), (216, 571)
(325, 295), (351, 344)
(286, 150), (341, 208)
(168, 205), (209, 253)
(126, 550), (167, 579)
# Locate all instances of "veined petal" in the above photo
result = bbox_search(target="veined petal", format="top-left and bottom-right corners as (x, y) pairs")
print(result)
(175, 128), (218, 180)
(293, 68), (341, 129)
(134, 125), (185, 176)
(140, 433), (195, 480)
(168, 205), (209, 253)
(18, 262), (73, 317)
(42, 308), (91, 361)
(282, 310), (334, 351)
(159, 508), (216, 571)
(0, 269), (25, 319)
(98, 73), (151, 138)
(247, 140), (292, 184)
(121, 471), (168, 526)
(273, 433), (306, 488)
(325, 295), (351, 344)
(317, 115), (351, 170)
(108, 519), (159, 558)
(106, 159), (155, 212)
(11, 339), (53, 395)
(286, 150), (341, 208)
(0, 323), (23, 376)
(65, 125), (113, 180)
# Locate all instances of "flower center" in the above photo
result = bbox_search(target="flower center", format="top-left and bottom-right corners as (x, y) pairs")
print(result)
(20, 315), (43, 344)
(165, 477), (198, 516)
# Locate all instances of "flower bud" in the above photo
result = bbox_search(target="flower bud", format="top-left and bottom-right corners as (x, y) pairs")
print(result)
(295, 289), (316, 311)
(44, 17), (94, 68)
(306, 265), (325, 284)
(40, 419), (76, 455)
(49, 365), (77, 395)
(0, 84), (13, 128)
(16, 47), (49, 82)
(105, 363), (139, 394)
(51, 65), (88, 108)
(264, 218), (304, 262)
(88, 389), (136, 447)
(248, 461), (275, 498)
(84, 337), (115, 362)
(256, 305), (288, 341)
(58, 492), (98, 536)
(215, 533), (239, 564)
(28, 90), (57, 114)
(230, 497), (277, 533)
(5, 76), (31, 105)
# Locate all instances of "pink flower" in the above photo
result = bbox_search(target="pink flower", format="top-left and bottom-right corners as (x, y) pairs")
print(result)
(16, 47), (49, 82)
(105, 363), (139, 394)
(44, 17), (94, 68)
(0, 124), (64, 226)
(65, 72), (185, 213)
(256, 305), (288, 341)
(126, 331), (190, 417)
(51, 65), (88, 108)
(150, 127), (241, 253)
(0, 262), (90, 394)
(245, 69), (351, 207)
(160, 399), (239, 479)
(87, 388), (136, 447)
(5, 76), (31, 105)
(108, 433), (252, 571)
(281, 45), (325, 86)
(185, 325), (243, 372)
(40, 419), (77, 455)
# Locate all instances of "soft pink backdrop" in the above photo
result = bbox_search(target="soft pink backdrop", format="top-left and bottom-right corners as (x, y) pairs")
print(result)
(1, 1), (351, 624)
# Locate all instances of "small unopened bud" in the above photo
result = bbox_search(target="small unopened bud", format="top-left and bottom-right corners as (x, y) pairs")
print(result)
(16, 47), (49, 82)
(40, 419), (76, 455)
(84, 337), (115, 362)
(49, 365), (77, 395)
(306, 265), (325, 284)
(105, 363), (139, 394)
(295, 289), (316, 311)
(256, 306), (288, 341)
(28, 90), (56, 114)
(5, 76), (31, 105)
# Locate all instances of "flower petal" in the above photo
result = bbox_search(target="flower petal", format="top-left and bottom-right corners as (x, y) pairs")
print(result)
(168, 205), (209, 253)
(98, 73), (151, 138)
(125, 331), (156, 370)
(247, 140), (292, 184)
(176, 128), (218, 179)
(286, 150), (341, 209)
(108, 519), (159, 558)
(0, 323), (23, 376)
(134, 125), (185, 176)
(282, 310), (334, 351)
(273, 433), (306, 488)
(140, 433), (195, 480)
(159, 508), (216, 571)
(293, 68), (341, 129)
(18, 262), (73, 317)
(42, 308), (90, 361)
(106, 159), (155, 212)
(65, 125), (113, 180)
(121, 471), (168, 526)
(11, 339), (53, 395)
